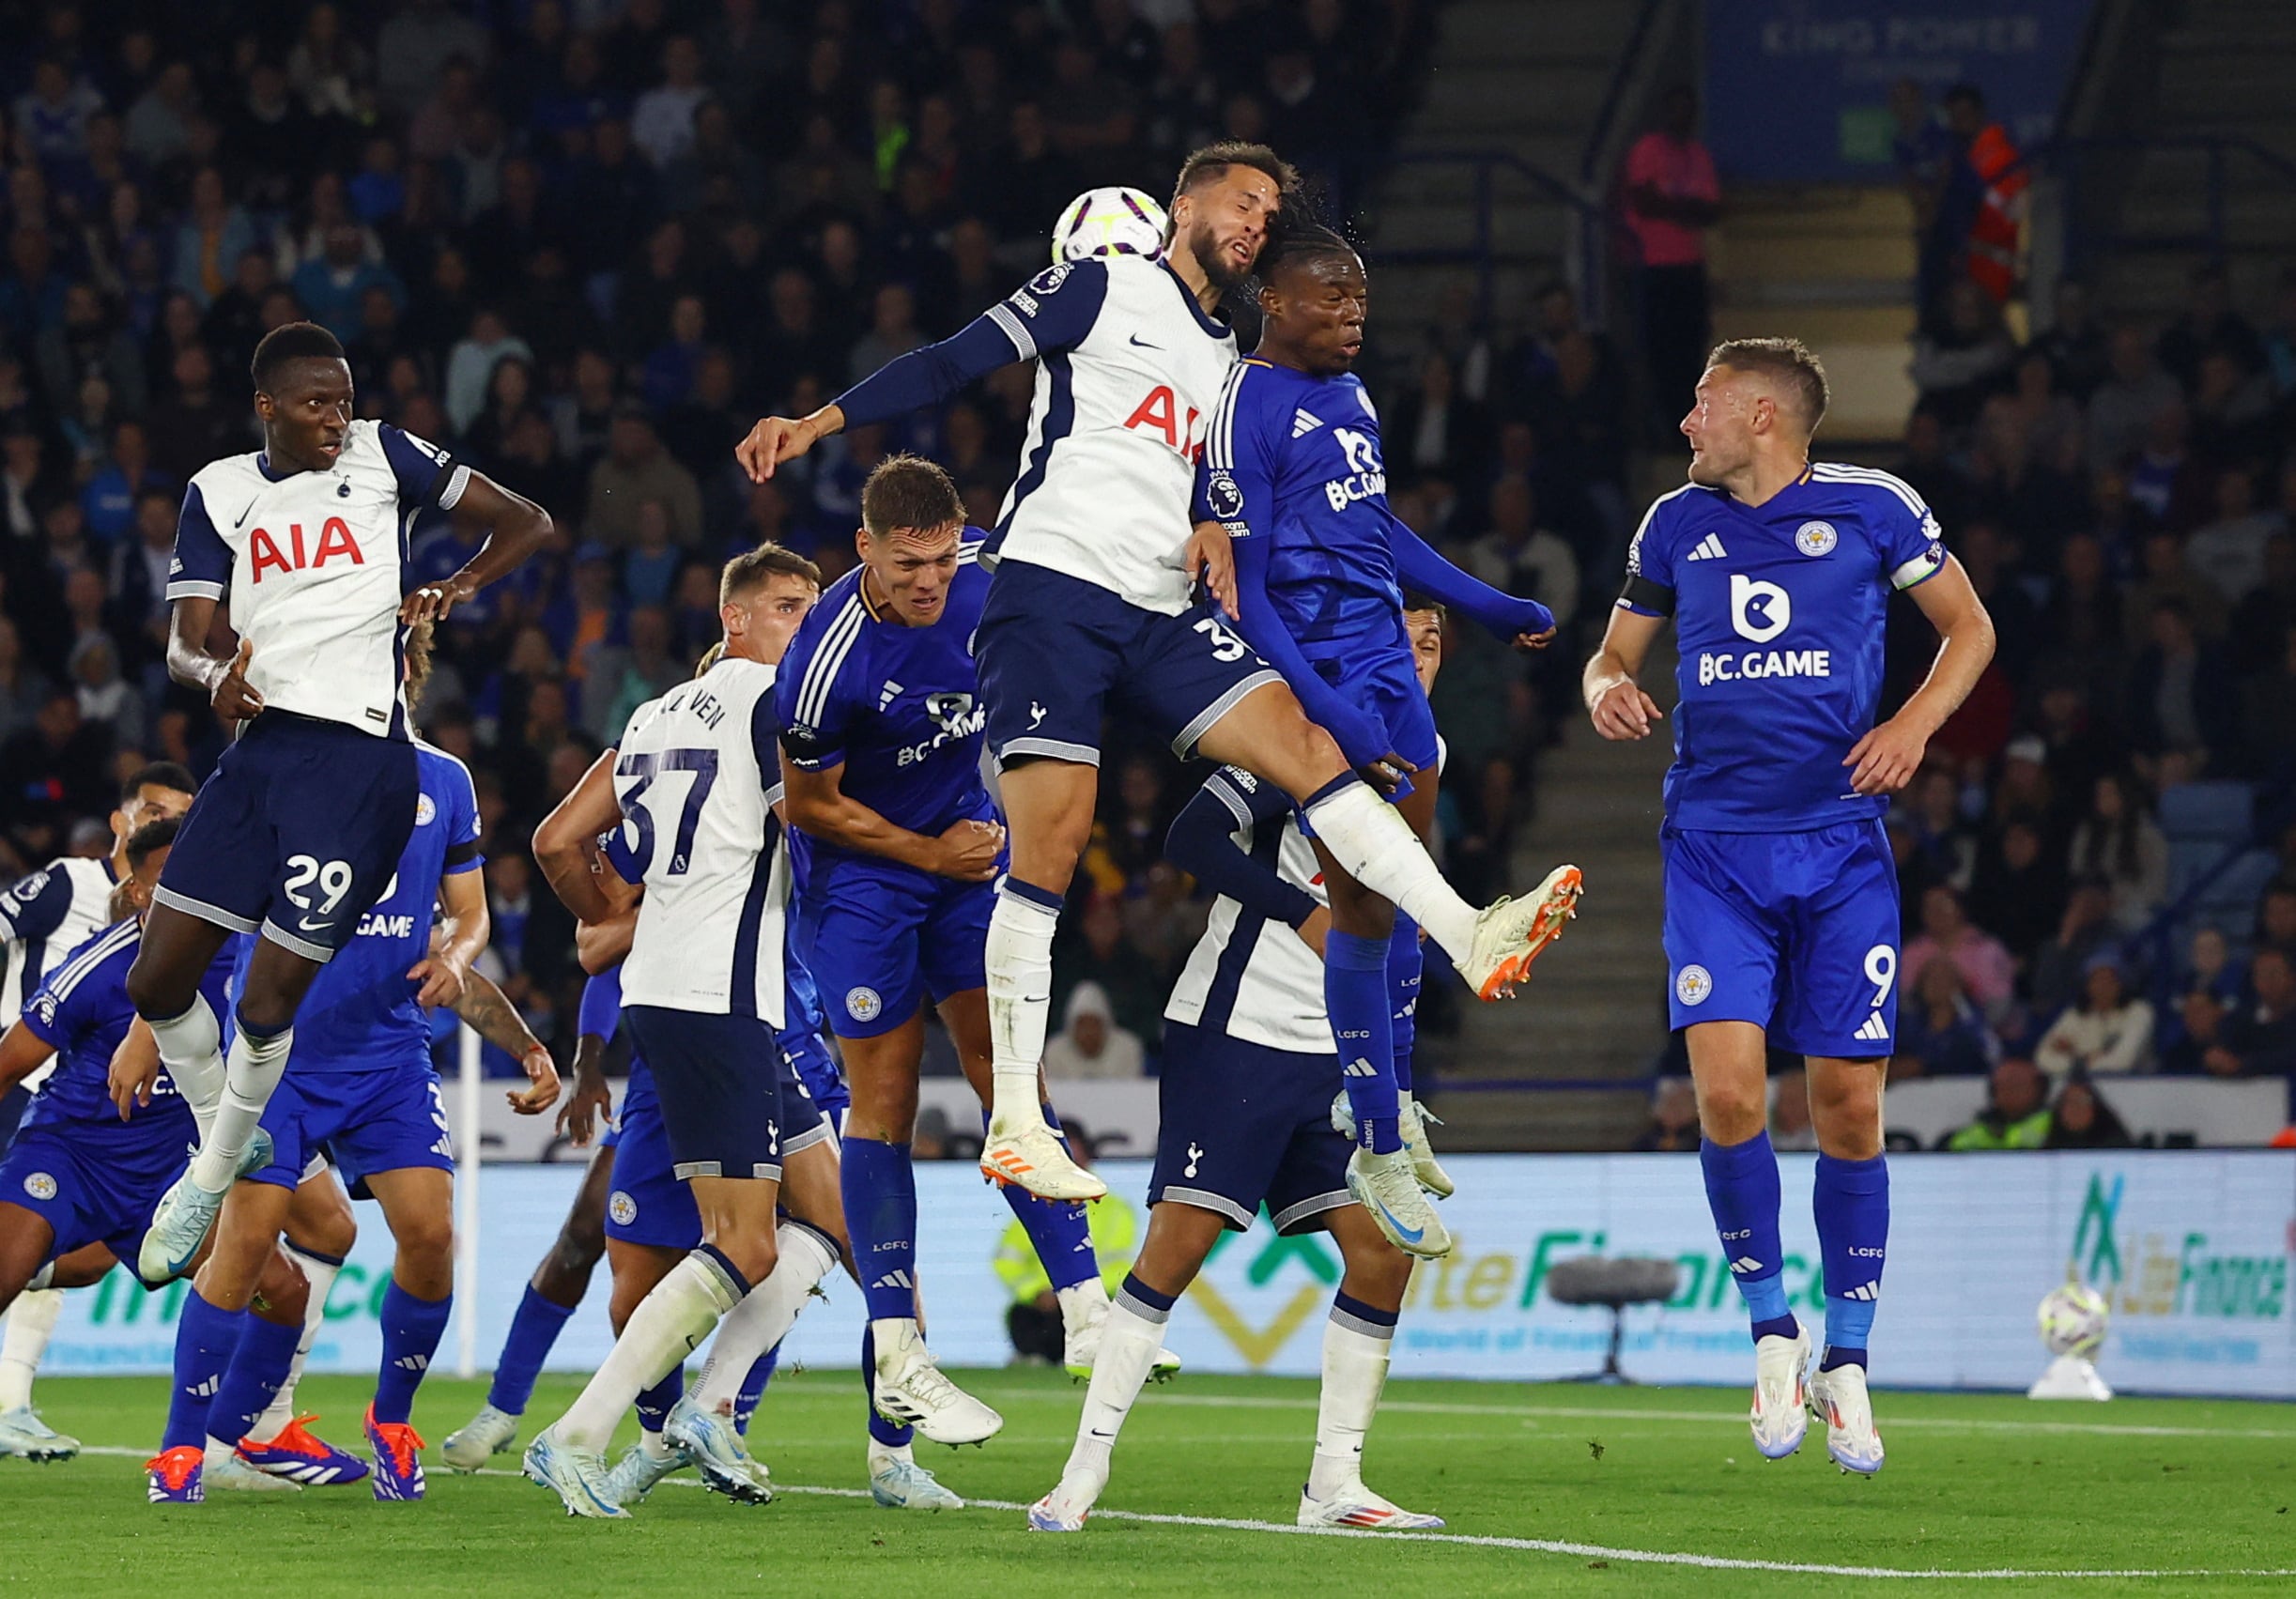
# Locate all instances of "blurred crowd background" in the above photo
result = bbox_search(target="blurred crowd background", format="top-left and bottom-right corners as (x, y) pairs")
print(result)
(0, 1), (2290, 1148)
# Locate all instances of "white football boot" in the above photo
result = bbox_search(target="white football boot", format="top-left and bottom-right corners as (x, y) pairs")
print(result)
(1749, 1321), (1812, 1460)
(0, 1406), (79, 1462)
(1298, 1481), (1445, 1530)
(871, 1319), (1002, 1446)
(869, 1443), (963, 1510)
(1452, 865), (1582, 1000)
(1346, 1146), (1452, 1258)
(1059, 1283), (1179, 1382)
(980, 1117), (1106, 1201)
(441, 1403), (520, 1471)
(1808, 1361), (1885, 1476)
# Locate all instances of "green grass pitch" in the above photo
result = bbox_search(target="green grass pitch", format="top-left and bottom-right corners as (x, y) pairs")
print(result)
(7, 1370), (2296, 1594)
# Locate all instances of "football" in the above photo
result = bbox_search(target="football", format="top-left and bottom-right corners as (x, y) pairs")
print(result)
(1053, 186), (1169, 264)
(2038, 1282), (2111, 1358)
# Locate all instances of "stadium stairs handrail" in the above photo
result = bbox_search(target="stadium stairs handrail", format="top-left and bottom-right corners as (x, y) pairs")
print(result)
(2002, 132), (2296, 271)
(1376, 148), (1616, 329)
(2123, 766), (2296, 1011)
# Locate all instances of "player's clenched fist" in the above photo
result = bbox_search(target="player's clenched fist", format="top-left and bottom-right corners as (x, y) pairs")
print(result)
(208, 638), (265, 721)
(933, 817), (1006, 882)
(1588, 677), (1665, 741)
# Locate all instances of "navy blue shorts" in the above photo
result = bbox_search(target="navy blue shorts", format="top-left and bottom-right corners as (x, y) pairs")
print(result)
(976, 560), (1281, 768)
(1303, 626), (1439, 775)
(621, 1006), (824, 1183)
(1662, 820), (1902, 1057)
(155, 712), (420, 961)
(803, 855), (993, 1038)
(244, 1058), (452, 1192)
(1, 1122), (191, 1285)
(1148, 1022), (1354, 1236)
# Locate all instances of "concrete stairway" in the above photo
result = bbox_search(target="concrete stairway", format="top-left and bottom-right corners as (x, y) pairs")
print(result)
(2085, 0), (2296, 316)
(1426, 638), (1677, 1151)
(1358, 0), (1644, 345)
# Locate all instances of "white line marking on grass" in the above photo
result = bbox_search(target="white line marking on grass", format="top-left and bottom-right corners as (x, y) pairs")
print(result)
(963, 1388), (2296, 1442)
(76, 1446), (2296, 1581)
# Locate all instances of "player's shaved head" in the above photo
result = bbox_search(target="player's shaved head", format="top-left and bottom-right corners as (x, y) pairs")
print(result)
(125, 815), (182, 876)
(1705, 337), (1829, 434)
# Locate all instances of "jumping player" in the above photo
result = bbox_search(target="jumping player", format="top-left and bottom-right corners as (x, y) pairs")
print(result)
(132, 319), (548, 1284)
(736, 143), (1579, 1208)
(1030, 603), (1452, 1533)
(146, 722), (562, 1502)
(775, 454), (1163, 1446)
(522, 545), (825, 1517)
(1582, 338), (1994, 1473)
(1202, 223), (1576, 1255)
(0, 762), (195, 1461)
(0, 821), (312, 1487)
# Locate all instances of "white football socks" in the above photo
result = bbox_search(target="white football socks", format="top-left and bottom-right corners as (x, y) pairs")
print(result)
(691, 1222), (839, 1415)
(249, 1245), (340, 1441)
(188, 1022), (296, 1193)
(983, 887), (1061, 1131)
(556, 1250), (744, 1451)
(1308, 1302), (1395, 1499)
(1301, 780), (1476, 959)
(147, 998), (224, 1133)
(0, 1289), (63, 1410)
(1053, 1290), (1168, 1507)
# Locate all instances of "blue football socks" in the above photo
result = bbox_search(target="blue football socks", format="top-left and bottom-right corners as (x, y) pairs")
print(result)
(209, 1313), (301, 1447)
(165, 1288), (245, 1451)
(1387, 913), (1423, 1096)
(1701, 1130), (1797, 1343)
(373, 1281), (452, 1425)
(985, 1107), (1098, 1291)
(486, 1283), (578, 1417)
(1814, 1152), (1888, 1370)
(842, 1136), (918, 1322)
(1326, 928), (1401, 1153)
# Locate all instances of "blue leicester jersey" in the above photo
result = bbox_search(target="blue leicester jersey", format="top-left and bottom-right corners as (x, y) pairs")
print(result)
(18, 918), (226, 1147)
(774, 536), (995, 857)
(1200, 358), (1402, 647)
(234, 742), (483, 1067)
(1621, 463), (1947, 833)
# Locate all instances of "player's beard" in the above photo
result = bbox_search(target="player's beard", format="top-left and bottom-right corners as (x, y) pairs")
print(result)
(1188, 219), (1249, 291)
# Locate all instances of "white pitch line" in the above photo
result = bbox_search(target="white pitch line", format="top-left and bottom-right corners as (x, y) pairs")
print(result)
(954, 1387), (2296, 1441)
(71, 1446), (2296, 1582)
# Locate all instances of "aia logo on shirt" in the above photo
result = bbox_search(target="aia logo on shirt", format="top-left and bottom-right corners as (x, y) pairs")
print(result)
(249, 517), (364, 581)
(1122, 385), (1205, 463)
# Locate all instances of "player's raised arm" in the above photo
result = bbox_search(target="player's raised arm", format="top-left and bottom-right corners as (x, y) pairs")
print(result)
(399, 468), (553, 626)
(447, 963), (562, 1115)
(1385, 517), (1555, 651)
(1841, 554), (1995, 795)
(735, 260), (1110, 482)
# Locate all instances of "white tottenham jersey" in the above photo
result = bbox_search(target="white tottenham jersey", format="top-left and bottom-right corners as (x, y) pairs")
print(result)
(1, 856), (118, 1054)
(1163, 765), (1331, 1054)
(985, 255), (1240, 614)
(169, 418), (470, 739)
(610, 657), (787, 1023)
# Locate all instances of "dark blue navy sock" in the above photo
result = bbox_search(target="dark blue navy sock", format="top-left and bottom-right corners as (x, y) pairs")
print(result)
(842, 1136), (918, 1322)
(165, 1289), (245, 1451)
(860, 1325), (914, 1448)
(372, 1281), (451, 1425)
(1117, 1272), (1177, 1318)
(1331, 1291), (1399, 1334)
(486, 1283), (578, 1416)
(1814, 1151), (1888, 1371)
(1326, 929), (1401, 1153)
(983, 1106), (1098, 1290)
(635, 1364), (684, 1436)
(209, 1311), (301, 1447)
(1387, 914), (1423, 1096)
(732, 1345), (778, 1437)
(1701, 1130), (1796, 1343)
